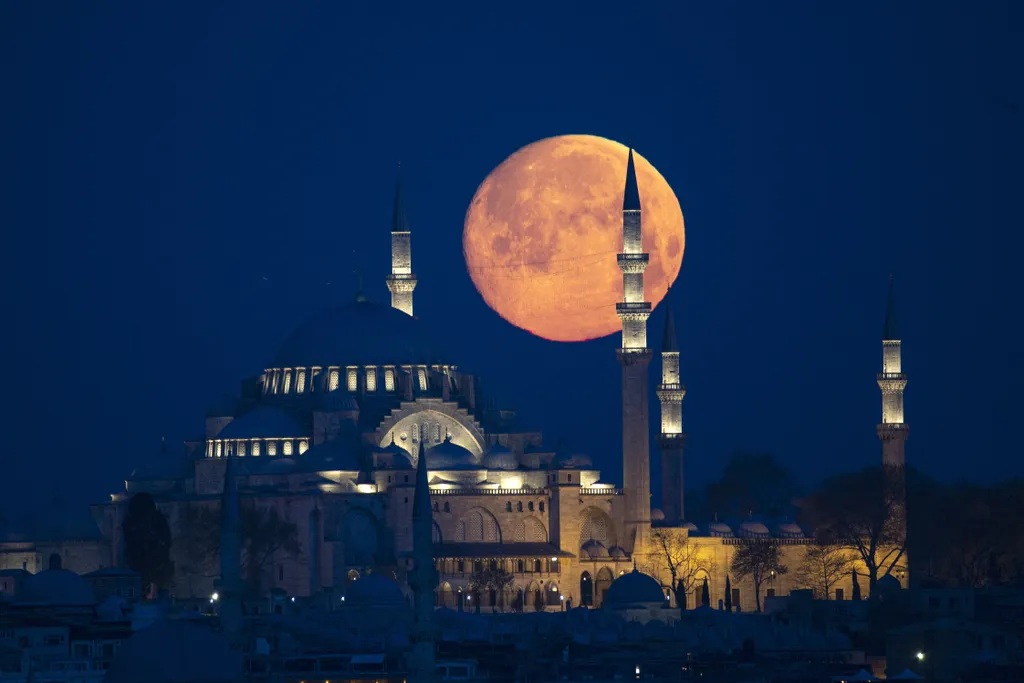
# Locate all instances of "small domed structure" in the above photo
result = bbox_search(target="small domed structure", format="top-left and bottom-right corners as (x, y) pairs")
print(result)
(708, 521), (734, 538)
(681, 521), (699, 533)
(426, 436), (478, 469)
(775, 521), (804, 539)
(738, 520), (771, 539)
(602, 567), (666, 610)
(580, 540), (610, 559)
(345, 573), (406, 608)
(19, 554), (95, 607)
(483, 444), (518, 471)
(105, 618), (243, 683)
(608, 545), (628, 559)
(217, 406), (304, 440)
(651, 508), (666, 522)
(875, 574), (902, 594)
(372, 438), (413, 468)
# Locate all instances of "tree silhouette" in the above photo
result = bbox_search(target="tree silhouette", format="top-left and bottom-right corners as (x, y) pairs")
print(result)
(122, 493), (174, 592)
(724, 575), (732, 612)
(794, 543), (853, 600)
(732, 542), (787, 612)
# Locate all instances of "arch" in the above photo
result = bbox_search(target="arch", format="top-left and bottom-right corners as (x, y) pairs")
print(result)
(547, 582), (561, 606)
(454, 507), (501, 543)
(595, 567), (614, 607)
(579, 507), (617, 548)
(439, 581), (454, 609)
(580, 571), (593, 607)
(341, 508), (379, 566)
(523, 517), (547, 543)
(432, 521), (443, 543)
(509, 520), (526, 542)
(378, 407), (486, 461)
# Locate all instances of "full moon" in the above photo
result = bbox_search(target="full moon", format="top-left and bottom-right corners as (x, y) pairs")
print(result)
(463, 135), (685, 342)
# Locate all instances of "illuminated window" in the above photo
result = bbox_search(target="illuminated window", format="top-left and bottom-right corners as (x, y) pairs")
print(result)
(252, 441), (261, 456)
(329, 369), (339, 391)
(216, 441), (223, 458)
(385, 368), (395, 392)
(267, 441), (277, 456)
(296, 370), (306, 394)
(283, 441), (293, 456)
(283, 370), (292, 394)
(418, 368), (427, 391)
(311, 368), (321, 391)
(238, 441), (247, 457)
(347, 368), (358, 392)
(299, 440), (308, 454)
(365, 367), (377, 392)
(207, 441), (213, 458)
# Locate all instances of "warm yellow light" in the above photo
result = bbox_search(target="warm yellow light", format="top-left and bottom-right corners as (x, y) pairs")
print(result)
(211, 592), (219, 601)
(916, 652), (925, 661)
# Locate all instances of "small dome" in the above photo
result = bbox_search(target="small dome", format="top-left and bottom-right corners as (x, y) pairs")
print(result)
(603, 568), (666, 609)
(426, 437), (479, 469)
(651, 508), (666, 522)
(708, 521), (734, 538)
(217, 407), (304, 440)
(681, 521), (699, 533)
(608, 545), (627, 559)
(580, 540), (609, 559)
(876, 574), (902, 592)
(345, 573), (406, 607)
(483, 444), (519, 471)
(373, 439), (413, 468)
(317, 389), (359, 412)
(776, 521), (804, 539)
(273, 299), (446, 368)
(738, 520), (771, 538)
(19, 555), (95, 606)
(299, 441), (361, 472)
(106, 618), (243, 683)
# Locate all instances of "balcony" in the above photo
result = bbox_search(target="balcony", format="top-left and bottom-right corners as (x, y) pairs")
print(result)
(580, 487), (623, 495)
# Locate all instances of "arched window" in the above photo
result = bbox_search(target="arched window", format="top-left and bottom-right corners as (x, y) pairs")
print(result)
(283, 441), (293, 456)
(540, 501), (545, 512)
(516, 502), (523, 512)
(443, 502), (450, 513)
(252, 441), (261, 456)
(238, 441), (247, 457)
(385, 368), (395, 392)
(267, 441), (277, 456)
(506, 502), (512, 512)
(417, 368), (427, 391)
(329, 369), (339, 391)
(517, 559), (525, 573)
(568, 474), (572, 482)
(299, 440), (308, 454)
(433, 502), (439, 512)
(533, 559), (542, 572)
(296, 369), (306, 394)
(283, 370), (292, 394)
(216, 441), (223, 458)
(346, 368), (358, 392)
(528, 502), (534, 512)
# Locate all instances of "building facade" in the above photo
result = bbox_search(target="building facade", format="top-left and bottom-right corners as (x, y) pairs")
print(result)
(82, 158), (903, 613)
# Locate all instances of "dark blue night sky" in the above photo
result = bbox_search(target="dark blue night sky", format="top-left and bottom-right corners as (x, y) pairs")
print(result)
(2, 1), (1020, 516)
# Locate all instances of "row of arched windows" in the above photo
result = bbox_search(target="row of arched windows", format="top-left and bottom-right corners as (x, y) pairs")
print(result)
(264, 364), (448, 396)
(505, 501), (544, 513)
(207, 438), (309, 458)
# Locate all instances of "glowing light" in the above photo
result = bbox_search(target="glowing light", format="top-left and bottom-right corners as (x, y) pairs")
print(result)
(291, 597), (296, 602)
(916, 652), (925, 661)
(463, 135), (684, 342)
(211, 592), (219, 601)
(551, 557), (558, 562)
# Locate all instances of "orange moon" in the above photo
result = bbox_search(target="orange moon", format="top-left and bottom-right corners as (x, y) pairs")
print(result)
(463, 135), (685, 342)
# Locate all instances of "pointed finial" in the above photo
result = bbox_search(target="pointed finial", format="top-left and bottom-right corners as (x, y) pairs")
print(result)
(882, 272), (898, 341)
(354, 268), (367, 303)
(662, 292), (679, 353)
(622, 147), (641, 211)
(632, 558), (638, 572)
(392, 164), (409, 233)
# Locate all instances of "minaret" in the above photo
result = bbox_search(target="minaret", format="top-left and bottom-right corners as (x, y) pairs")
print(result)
(656, 300), (687, 526)
(877, 274), (908, 557)
(386, 165), (417, 316)
(408, 440), (437, 683)
(616, 148), (653, 556)
(877, 274), (908, 468)
(219, 455), (243, 644)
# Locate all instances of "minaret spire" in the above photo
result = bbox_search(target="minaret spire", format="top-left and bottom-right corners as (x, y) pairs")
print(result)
(387, 163), (417, 316)
(877, 273), (908, 577)
(615, 146), (653, 558)
(408, 440), (437, 683)
(657, 294), (687, 526)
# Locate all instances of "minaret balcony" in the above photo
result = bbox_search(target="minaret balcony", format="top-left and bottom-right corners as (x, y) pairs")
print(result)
(617, 253), (649, 274)
(656, 386), (686, 402)
(615, 302), (651, 321)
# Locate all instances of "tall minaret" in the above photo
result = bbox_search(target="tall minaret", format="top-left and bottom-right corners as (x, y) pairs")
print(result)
(616, 148), (653, 556)
(219, 455), (243, 644)
(877, 274), (908, 468)
(657, 301), (687, 526)
(408, 440), (437, 683)
(386, 165), (417, 316)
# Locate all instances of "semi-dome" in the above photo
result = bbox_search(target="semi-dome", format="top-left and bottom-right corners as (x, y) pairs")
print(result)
(482, 444), (518, 471)
(19, 554), (95, 606)
(608, 545), (627, 559)
(580, 540), (609, 559)
(345, 573), (406, 607)
(299, 441), (361, 472)
(651, 508), (666, 522)
(105, 618), (243, 683)
(217, 407), (304, 440)
(426, 436), (478, 469)
(273, 299), (446, 368)
(602, 568), (666, 609)
(738, 520), (771, 538)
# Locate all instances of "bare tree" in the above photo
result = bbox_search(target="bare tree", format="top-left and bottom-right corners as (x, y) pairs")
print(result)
(643, 527), (711, 608)
(731, 542), (788, 612)
(468, 565), (515, 609)
(794, 543), (853, 599)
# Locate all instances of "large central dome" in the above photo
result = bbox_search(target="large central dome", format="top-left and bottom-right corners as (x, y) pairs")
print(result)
(273, 300), (446, 368)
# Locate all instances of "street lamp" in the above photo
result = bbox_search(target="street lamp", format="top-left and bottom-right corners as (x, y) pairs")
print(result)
(916, 652), (925, 661)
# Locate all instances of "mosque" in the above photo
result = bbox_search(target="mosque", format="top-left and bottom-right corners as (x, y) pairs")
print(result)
(71, 150), (908, 614)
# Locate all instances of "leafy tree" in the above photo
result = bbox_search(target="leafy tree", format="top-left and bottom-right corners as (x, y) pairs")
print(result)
(645, 527), (711, 609)
(122, 493), (174, 591)
(707, 452), (798, 520)
(468, 565), (515, 609)
(794, 543), (853, 599)
(724, 575), (732, 611)
(802, 466), (904, 591)
(732, 542), (788, 612)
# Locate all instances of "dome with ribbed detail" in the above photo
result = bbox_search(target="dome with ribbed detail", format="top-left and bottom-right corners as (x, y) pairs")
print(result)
(217, 407), (304, 440)
(273, 299), (445, 368)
